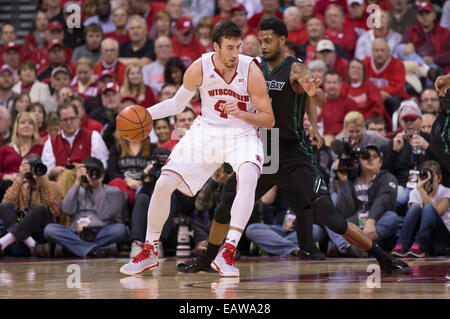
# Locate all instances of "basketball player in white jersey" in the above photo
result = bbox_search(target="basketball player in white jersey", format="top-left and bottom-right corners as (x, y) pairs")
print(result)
(120, 20), (274, 276)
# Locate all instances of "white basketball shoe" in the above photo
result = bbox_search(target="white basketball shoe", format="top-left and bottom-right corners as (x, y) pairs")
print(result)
(211, 243), (239, 277)
(120, 241), (159, 275)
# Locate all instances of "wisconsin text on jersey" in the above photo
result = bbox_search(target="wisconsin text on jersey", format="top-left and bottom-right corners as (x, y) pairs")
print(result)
(207, 88), (250, 102)
(266, 80), (286, 91)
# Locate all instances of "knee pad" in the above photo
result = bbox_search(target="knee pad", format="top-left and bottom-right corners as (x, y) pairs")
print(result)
(312, 195), (348, 235)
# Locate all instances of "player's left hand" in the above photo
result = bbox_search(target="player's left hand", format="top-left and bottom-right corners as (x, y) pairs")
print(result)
(221, 101), (243, 118)
(298, 75), (321, 97)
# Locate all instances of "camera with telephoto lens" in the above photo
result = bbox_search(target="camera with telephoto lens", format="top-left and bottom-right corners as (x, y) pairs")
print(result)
(25, 159), (47, 180)
(331, 139), (370, 179)
(419, 168), (433, 185)
(145, 147), (171, 180)
(81, 160), (104, 184)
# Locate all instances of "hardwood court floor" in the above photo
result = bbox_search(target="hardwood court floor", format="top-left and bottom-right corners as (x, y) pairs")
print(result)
(0, 257), (449, 299)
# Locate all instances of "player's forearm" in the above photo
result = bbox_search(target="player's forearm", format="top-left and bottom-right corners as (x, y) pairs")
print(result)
(309, 89), (326, 107)
(306, 98), (319, 132)
(238, 111), (274, 129)
(147, 86), (196, 119)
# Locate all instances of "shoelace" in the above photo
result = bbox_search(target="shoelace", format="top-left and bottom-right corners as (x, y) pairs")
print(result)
(132, 241), (156, 263)
(222, 244), (237, 266)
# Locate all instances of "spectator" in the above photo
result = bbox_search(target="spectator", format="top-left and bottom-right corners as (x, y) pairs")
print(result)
(142, 36), (173, 97)
(324, 5), (358, 58)
(212, 0), (236, 27)
(42, 111), (61, 144)
(26, 102), (48, 138)
(84, 0), (116, 34)
(12, 61), (51, 105)
(181, 0), (215, 28)
(366, 117), (387, 138)
(327, 144), (399, 256)
(297, 17), (349, 64)
(421, 113), (436, 135)
(307, 59), (327, 85)
(420, 88), (440, 115)
(56, 87), (74, 106)
(65, 95), (103, 134)
(248, 0), (284, 29)
(165, 0), (183, 30)
(11, 94), (31, 125)
(36, 39), (75, 85)
(119, 15), (155, 68)
(296, 0), (323, 28)
(153, 117), (171, 146)
(22, 11), (49, 62)
(441, 0), (450, 29)
(364, 38), (408, 116)
(72, 24), (104, 63)
(0, 24), (16, 46)
(283, 6), (308, 45)
(94, 38), (127, 86)
(172, 17), (205, 68)
(344, 0), (368, 37)
(389, 0), (417, 34)
(158, 83), (178, 102)
(285, 40), (300, 57)
(43, 157), (127, 258)
(41, 102), (108, 195)
(392, 160), (450, 257)
(41, 67), (71, 114)
(241, 34), (260, 58)
(0, 154), (63, 257)
(70, 56), (99, 100)
(44, 0), (65, 26)
(319, 70), (358, 145)
(0, 106), (11, 148)
(148, 10), (172, 41)
(160, 107), (195, 150)
(316, 39), (349, 81)
(314, 0), (347, 16)
(120, 64), (155, 107)
(230, 3), (257, 39)
(164, 57), (186, 89)
(197, 17), (214, 53)
(0, 65), (16, 113)
(85, 70), (116, 115)
(107, 134), (155, 204)
(90, 82), (122, 126)
(401, 2), (450, 74)
(340, 58), (386, 122)
(62, 1), (85, 50)
(355, 10), (402, 61)
(104, 7), (130, 45)
(0, 112), (44, 200)
(385, 99), (432, 209)
(128, 0), (166, 34)
(2, 42), (21, 74)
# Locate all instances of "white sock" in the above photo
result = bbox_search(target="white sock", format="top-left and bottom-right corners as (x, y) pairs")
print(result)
(0, 232), (16, 250)
(23, 236), (36, 248)
(225, 230), (242, 247)
(145, 233), (160, 248)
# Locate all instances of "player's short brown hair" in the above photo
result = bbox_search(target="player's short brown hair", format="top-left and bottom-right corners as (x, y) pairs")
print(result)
(211, 20), (242, 46)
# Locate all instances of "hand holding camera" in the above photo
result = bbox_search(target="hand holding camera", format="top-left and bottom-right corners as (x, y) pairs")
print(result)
(418, 168), (433, 193)
(75, 164), (88, 186)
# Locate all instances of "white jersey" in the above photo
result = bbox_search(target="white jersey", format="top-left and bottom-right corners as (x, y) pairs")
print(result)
(198, 52), (257, 130)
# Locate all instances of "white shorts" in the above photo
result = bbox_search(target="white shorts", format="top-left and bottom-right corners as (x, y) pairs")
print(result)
(161, 118), (264, 196)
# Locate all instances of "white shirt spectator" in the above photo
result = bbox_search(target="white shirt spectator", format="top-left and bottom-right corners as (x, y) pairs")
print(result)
(441, 0), (450, 29)
(354, 29), (402, 61)
(142, 61), (166, 97)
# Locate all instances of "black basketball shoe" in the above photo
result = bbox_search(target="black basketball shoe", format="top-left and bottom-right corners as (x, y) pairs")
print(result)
(176, 256), (216, 273)
(380, 258), (412, 274)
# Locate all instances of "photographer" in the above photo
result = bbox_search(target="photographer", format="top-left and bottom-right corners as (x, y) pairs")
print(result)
(392, 160), (450, 258)
(43, 157), (127, 258)
(0, 154), (62, 257)
(326, 145), (399, 257)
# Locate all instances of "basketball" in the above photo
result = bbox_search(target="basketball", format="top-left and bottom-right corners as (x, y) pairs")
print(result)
(116, 105), (153, 142)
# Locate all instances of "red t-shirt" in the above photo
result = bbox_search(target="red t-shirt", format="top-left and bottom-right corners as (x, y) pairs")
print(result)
(172, 34), (206, 68)
(343, 14), (369, 37)
(325, 26), (357, 58)
(318, 95), (358, 135)
(212, 14), (230, 27)
(81, 113), (103, 133)
(331, 56), (349, 82)
(248, 10), (284, 29)
(104, 32), (130, 45)
(93, 60), (127, 86)
(340, 81), (385, 120)
(144, 2), (166, 33)
(287, 28), (309, 45)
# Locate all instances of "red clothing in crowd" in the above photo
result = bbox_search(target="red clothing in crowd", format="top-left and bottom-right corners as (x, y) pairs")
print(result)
(172, 34), (206, 67)
(160, 139), (178, 151)
(325, 26), (358, 58)
(314, 0), (347, 16)
(373, 0), (393, 10)
(50, 128), (92, 167)
(93, 60), (127, 86)
(248, 10), (284, 29)
(81, 113), (103, 133)
(0, 144), (44, 181)
(134, 86), (156, 107)
(144, 2), (166, 33)
(331, 56), (349, 82)
(287, 28), (309, 45)
(402, 21), (450, 73)
(104, 32), (130, 45)
(363, 56), (408, 99)
(31, 47), (74, 73)
(71, 79), (99, 100)
(242, 27), (258, 39)
(212, 14), (230, 27)
(340, 81), (385, 120)
(22, 33), (41, 62)
(343, 13), (369, 37)
(318, 94), (358, 135)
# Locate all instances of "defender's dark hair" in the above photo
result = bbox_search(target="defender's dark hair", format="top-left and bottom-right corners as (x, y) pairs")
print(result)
(211, 20), (242, 46)
(257, 17), (288, 38)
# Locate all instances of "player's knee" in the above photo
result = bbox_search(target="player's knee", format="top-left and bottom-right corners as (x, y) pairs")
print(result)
(153, 172), (180, 196)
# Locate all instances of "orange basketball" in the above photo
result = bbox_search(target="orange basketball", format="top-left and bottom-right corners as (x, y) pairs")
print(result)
(116, 105), (153, 142)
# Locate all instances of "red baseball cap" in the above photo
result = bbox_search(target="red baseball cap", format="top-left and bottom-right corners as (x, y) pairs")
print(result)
(176, 17), (193, 34)
(2, 42), (20, 52)
(417, 1), (434, 12)
(47, 39), (64, 50)
(102, 82), (120, 94)
(231, 3), (246, 14)
(48, 21), (63, 31)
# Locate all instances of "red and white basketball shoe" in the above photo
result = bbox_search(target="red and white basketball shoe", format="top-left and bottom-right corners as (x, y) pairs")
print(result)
(120, 241), (159, 275)
(211, 243), (239, 277)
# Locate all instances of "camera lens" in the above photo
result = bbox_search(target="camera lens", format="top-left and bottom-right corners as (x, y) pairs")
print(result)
(32, 163), (47, 176)
(360, 150), (370, 160)
(25, 172), (33, 180)
(81, 175), (89, 184)
(87, 167), (101, 180)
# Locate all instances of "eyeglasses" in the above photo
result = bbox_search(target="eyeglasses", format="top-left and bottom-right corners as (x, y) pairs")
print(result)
(60, 117), (78, 123)
(421, 98), (439, 102)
